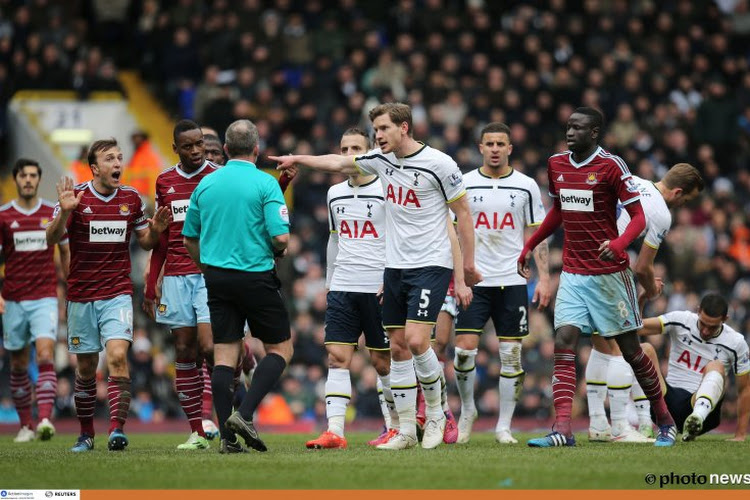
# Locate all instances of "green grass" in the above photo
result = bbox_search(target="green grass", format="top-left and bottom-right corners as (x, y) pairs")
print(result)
(0, 432), (748, 489)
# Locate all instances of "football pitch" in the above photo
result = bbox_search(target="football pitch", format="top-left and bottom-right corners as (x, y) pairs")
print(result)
(0, 432), (748, 490)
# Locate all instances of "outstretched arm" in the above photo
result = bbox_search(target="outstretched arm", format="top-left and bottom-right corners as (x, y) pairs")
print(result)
(47, 177), (83, 245)
(270, 154), (360, 175)
(731, 373), (750, 442)
(135, 206), (170, 250)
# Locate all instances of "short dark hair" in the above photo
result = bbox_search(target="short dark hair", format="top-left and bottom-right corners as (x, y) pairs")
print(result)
(13, 158), (41, 178)
(224, 119), (259, 158)
(699, 293), (728, 318)
(479, 122), (511, 142)
(203, 134), (222, 145)
(369, 103), (413, 137)
(342, 127), (371, 148)
(662, 163), (705, 194)
(88, 138), (118, 166)
(173, 119), (201, 143)
(573, 107), (604, 130)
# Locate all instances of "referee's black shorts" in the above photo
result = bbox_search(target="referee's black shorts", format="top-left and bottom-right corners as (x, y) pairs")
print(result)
(203, 266), (291, 345)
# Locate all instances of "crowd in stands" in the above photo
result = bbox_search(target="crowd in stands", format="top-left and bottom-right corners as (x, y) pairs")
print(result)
(3, 0), (750, 428)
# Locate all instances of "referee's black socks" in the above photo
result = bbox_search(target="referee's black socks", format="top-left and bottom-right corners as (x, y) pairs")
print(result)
(238, 353), (287, 421)
(212, 365), (236, 440)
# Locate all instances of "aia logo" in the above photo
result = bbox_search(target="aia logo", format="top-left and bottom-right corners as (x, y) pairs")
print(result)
(475, 212), (515, 230)
(386, 184), (420, 207)
(339, 220), (379, 239)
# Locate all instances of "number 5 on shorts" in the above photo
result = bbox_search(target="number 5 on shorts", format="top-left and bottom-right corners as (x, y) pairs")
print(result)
(418, 289), (431, 318)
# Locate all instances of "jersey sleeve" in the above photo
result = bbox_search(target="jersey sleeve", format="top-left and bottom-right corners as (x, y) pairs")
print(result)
(658, 310), (693, 336)
(609, 156), (641, 207)
(526, 179), (546, 227)
(736, 340), (750, 376)
(440, 161), (466, 203)
(643, 209), (671, 249)
(353, 149), (381, 176)
(134, 196), (148, 231)
(182, 188), (201, 239)
(263, 179), (290, 238)
(327, 187), (336, 233)
(52, 201), (74, 230)
(547, 158), (558, 198)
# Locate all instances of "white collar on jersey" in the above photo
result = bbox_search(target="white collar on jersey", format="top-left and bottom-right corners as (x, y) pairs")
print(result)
(87, 181), (118, 202)
(568, 146), (602, 168)
(11, 199), (43, 216)
(176, 160), (209, 179)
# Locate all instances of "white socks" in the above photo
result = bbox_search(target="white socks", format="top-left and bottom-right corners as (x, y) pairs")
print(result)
(607, 356), (633, 432)
(390, 359), (418, 438)
(694, 371), (724, 419)
(378, 374), (398, 430)
(586, 348), (612, 429)
(497, 342), (523, 433)
(630, 379), (652, 427)
(325, 368), (351, 437)
(413, 348), (443, 420)
(454, 347), (478, 416)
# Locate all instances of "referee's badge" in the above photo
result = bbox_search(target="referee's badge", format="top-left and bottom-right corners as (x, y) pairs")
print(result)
(279, 205), (289, 223)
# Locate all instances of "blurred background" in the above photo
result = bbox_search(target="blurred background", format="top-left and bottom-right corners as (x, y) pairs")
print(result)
(1, 0), (750, 430)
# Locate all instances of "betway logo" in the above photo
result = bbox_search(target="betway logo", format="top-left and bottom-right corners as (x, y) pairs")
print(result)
(171, 199), (190, 222)
(13, 230), (48, 252)
(89, 220), (127, 242)
(559, 189), (593, 212)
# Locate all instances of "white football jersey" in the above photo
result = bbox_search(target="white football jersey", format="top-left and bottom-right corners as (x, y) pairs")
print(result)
(354, 144), (465, 269)
(617, 176), (671, 249)
(658, 310), (750, 393)
(463, 168), (545, 287)
(327, 178), (386, 292)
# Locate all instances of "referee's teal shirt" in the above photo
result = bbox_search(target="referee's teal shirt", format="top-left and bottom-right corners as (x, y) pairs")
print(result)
(182, 159), (289, 272)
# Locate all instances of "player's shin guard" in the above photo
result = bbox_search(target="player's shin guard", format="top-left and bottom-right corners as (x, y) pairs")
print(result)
(454, 347), (478, 416)
(377, 375), (396, 429)
(390, 359), (418, 438)
(607, 356), (633, 432)
(11, 370), (33, 428)
(325, 368), (351, 437)
(631, 381), (652, 426)
(585, 348), (611, 430)
(413, 348), (443, 420)
(552, 348), (576, 437)
(74, 376), (96, 436)
(497, 342), (523, 434)
(200, 359), (213, 420)
(622, 348), (674, 427)
(175, 359), (205, 436)
(36, 362), (57, 421)
(694, 371), (724, 420)
(107, 376), (131, 433)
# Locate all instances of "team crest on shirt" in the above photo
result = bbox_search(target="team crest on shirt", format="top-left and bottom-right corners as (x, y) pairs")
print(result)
(585, 172), (598, 185)
(71, 337), (80, 346)
(157, 303), (167, 315)
(119, 204), (130, 216)
(40, 218), (49, 227)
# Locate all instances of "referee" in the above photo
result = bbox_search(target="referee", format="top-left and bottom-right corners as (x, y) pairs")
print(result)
(183, 119), (292, 453)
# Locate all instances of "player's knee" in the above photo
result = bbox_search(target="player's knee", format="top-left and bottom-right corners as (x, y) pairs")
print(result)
(76, 356), (98, 379)
(370, 352), (390, 375)
(704, 360), (725, 376)
(326, 351), (348, 369)
(499, 341), (522, 373)
(554, 330), (576, 350)
(266, 339), (293, 363)
(406, 335), (428, 354)
(639, 342), (656, 359)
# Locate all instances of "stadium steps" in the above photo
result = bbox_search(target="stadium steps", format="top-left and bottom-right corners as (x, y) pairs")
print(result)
(118, 70), (177, 165)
